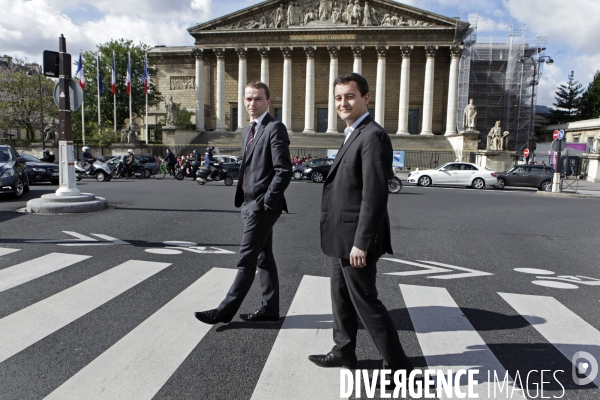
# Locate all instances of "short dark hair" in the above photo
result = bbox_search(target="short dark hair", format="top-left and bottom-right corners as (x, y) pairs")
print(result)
(333, 72), (369, 97)
(246, 81), (271, 100)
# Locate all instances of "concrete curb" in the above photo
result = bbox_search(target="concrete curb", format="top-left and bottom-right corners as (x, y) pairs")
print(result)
(535, 191), (600, 200)
(26, 193), (109, 214)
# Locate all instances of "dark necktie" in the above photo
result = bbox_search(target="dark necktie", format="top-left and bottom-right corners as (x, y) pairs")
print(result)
(244, 121), (257, 160)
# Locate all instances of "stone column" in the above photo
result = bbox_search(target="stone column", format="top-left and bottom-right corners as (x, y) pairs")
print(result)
(236, 47), (248, 132)
(375, 45), (388, 126)
(352, 46), (364, 74)
(202, 52), (211, 129)
(214, 48), (226, 131)
(327, 46), (340, 133)
(444, 46), (463, 136)
(303, 46), (316, 133)
(192, 47), (204, 131)
(420, 46), (437, 136)
(281, 46), (293, 133)
(396, 46), (412, 135)
(258, 47), (270, 86)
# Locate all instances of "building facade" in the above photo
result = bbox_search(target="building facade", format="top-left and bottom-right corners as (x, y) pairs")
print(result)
(148, 0), (470, 138)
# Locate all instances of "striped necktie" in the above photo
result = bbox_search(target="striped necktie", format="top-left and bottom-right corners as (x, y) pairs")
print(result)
(244, 121), (258, 160)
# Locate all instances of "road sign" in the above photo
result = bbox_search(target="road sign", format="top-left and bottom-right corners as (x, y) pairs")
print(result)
(558, 129), (565, 140)
(553, 130), (559, 140)
(552, 139), (566, 152)
(524, 148), (530, 157)
(53, 80), (83, 112)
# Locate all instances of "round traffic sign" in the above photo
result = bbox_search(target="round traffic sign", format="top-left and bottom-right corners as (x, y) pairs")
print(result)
(524, 148), (530, 157)
(558, 129), (565, 140)
(552, 139), (566, 152)
(553, 130), (559, 140)
(53, 79), (83, 112)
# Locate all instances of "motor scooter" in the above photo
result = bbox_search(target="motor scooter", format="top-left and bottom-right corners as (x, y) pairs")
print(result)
(75, 159), (112, 182)
(196, 163), (234, 186)
(175, 161), (200, 181)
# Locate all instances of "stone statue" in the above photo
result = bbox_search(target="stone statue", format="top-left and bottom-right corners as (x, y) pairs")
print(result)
(462, 99), (477, 131)
(287, 2), (296, 26)
(343, 1), (353, 23)
(349, 0), (361, 25)
(370, 7), (381, 25)
(304, 8), (316, 24)
(120, 126), (130, 143)
(319, 0), (332, 21)
(362, 2), (372, 26)
(274, 4), (285, 28)
(486, 121), (509, 150)
(381, 13), (392, 26)
(43, 119), (57, 143)
(165, 96), (177, 126)
(331, 7), (341, 23)
(593, 133), (600, 153)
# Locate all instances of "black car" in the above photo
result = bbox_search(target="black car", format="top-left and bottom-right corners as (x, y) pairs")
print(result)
(220, 160), (241, 179)
(496, 164), (555, 191)
(301, 158), (335, 183)
(19, 153), (60, 184)
(0, 145), (30, 198)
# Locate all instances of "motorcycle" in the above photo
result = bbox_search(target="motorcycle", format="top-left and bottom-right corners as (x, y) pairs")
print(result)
(196, 163), (234, 186)
(111, 157), (145, 179)
(388, 176), (402, 193)
(174, 160), (200, 181)
(75, 159), (112, 182)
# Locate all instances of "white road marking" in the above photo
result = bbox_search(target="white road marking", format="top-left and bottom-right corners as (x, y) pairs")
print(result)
(515, 268), (555, 275)
(0, 260), (170, 364)
(252, 276), (341, 399)
(401, 284), (525, 399)
(145, 249), (183, 255)
(382, 259), (452, 276)
(0, 248), (20, 257)
(25, 231), (130, 246)
(531, 280), (579, 289)
(163, 241), (198, 247)
(45, 268), (236, 400)
(417, 260), (494, 279)
(500, 292), (600, 388)
(0, 253), (90, 293)
(383, 259), (492, 280)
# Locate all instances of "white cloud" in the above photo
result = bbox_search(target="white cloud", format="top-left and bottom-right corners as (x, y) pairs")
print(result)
(536, 63), (562, 107)
(476, 15), (509, 33)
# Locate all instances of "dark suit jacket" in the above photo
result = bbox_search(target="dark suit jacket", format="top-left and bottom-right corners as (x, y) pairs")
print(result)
(235, 113), (292, 212)
(320, 115), (393, 259)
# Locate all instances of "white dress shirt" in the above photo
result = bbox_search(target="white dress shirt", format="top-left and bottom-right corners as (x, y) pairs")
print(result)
(343, 112), (370, 144)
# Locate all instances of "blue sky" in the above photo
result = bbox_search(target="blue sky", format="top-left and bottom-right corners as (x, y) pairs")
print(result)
(2, 0), (599, 107)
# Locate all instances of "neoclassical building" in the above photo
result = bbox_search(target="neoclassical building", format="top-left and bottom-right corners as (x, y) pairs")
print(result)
(148, 0), (470, 138)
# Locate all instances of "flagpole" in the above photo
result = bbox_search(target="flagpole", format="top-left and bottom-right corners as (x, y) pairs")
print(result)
(97, 52), (101, 130)
(145, 53), (149, 145)
(81, 49), (85, 147)
(128, 51), (132, 126)
(113, 51), (116, 132)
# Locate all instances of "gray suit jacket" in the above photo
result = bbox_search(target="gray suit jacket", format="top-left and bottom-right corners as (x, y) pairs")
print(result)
(235, 113), (292, 212)
(320, 115), (393, 259)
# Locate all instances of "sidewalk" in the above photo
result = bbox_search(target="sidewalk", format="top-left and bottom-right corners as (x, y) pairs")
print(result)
(537, 178), (600, 199)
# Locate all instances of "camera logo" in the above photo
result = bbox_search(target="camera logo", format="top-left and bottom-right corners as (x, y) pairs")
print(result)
(572, 351), (598, 385)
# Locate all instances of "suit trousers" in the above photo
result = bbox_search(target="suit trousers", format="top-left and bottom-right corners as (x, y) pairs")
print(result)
(330, 256), (411, 370)
(216, 202), (282, 318)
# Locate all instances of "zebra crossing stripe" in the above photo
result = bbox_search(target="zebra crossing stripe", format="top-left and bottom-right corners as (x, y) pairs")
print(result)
(251, 275), (340, 399)
(400, 284), (526, 399)
(0, 248), (20, 257)
(0, 260), (170, 364)
(0, 253), (90, 293)
(45, 267), (237, 400)
(499, 292), (600, 388)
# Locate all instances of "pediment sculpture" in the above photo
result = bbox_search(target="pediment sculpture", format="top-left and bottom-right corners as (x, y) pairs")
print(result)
(209, 0), (438, 31)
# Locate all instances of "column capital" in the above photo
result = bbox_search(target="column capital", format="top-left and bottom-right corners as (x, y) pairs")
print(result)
(304, 46), (317, 58)
(425, 45), (438, 58)
(351, 46), (364, 58)
(258, 47), (271, 59)
(202, 52), (211, 64)
(191, 47), (204, 59)
(281, 46), (294, 58)
(327, 46), (340, 58)
(450, 45), (463, 59)
(236, 47), (248, 59)
(400, 45), (413, 58)
(376, 45), (389, 58)
(213, 48), (226, 59)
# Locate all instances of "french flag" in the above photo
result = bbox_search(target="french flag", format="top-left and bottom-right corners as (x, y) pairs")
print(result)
(126, 53), (131, 95)
(111, 52), (116, 95)
(76, 52), (85, 90)
(143, 56), (149, 94)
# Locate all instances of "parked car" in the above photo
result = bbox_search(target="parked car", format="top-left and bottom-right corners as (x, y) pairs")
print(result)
(406, 162), (497, 189)
(19, 153), (60, 184)
(0, 145), (30, 198)
(219, 159), (241, 179)
(302, 158), (335, 183)
(495, 164), (555, 191)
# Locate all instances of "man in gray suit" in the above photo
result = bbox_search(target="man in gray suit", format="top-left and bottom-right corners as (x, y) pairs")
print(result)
(195, 82), (292, 324)
(308, 73), (413, 375)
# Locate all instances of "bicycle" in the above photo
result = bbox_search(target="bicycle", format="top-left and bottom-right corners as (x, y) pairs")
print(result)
(152, 161), (169, 180)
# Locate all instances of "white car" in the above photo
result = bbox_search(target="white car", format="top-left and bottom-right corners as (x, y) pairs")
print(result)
(407, 162), (497, 189)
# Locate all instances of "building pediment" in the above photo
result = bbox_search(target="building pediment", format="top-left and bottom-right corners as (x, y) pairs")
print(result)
(188, 0), (465, 34)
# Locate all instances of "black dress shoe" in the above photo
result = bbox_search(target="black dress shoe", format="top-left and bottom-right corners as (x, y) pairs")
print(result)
(308, 352), (357, 369)
(239, 309), (279, 322)
(194, 309), (232, 325)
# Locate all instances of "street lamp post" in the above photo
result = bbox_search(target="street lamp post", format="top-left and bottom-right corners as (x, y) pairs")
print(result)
(27, 67), (45, 150)
(517, 49), (554, 164)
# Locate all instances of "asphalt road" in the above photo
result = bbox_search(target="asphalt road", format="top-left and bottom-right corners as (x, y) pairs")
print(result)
(0, 177), (599, 399)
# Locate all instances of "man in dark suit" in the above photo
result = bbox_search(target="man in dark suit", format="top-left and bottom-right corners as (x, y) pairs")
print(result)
(308, 73), (413, 374)
(195, 81), (292, 324)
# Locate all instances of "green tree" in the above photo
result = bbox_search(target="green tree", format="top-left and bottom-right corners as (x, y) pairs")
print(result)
(176, 106), (195, 130)
(0, 61), (58, 140)
(580, 71), (600, 120)
(549, 71), (583, 124)
(75, 39), (162, 138)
